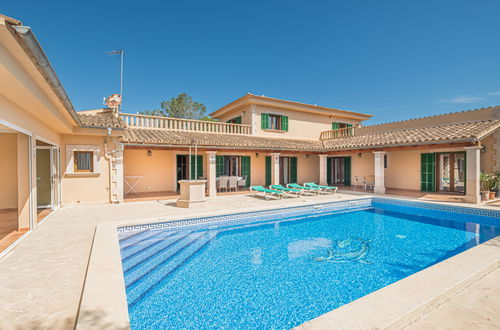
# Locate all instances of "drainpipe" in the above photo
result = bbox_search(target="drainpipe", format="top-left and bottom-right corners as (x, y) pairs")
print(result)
(104, 128), (120, 203)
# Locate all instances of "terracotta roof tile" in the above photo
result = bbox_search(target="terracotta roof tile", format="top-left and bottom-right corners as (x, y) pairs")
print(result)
(78, 112), (126, 129)
(121, 129), (324, 151)
(322, 120), (500, 150)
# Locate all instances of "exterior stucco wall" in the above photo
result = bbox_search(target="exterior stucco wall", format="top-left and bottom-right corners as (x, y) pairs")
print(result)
(61, 135), (110, 204)
(480, 134), (496, 173)
(0, 133), (18, 209)
(351, 152), (375, 185)
(253, 105), (359, 140)
(0, 93), (62, 146)
(124, 149), (174, 193)
(215, 104), (362, 140)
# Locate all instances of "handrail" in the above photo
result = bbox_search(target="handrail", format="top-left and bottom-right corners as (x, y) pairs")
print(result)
(320, 126), (356, 140)
(120, 113), (252, 135)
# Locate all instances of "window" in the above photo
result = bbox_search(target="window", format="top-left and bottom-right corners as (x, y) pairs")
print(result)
(226, 116), (242, 124)
(261, 113), (288, 131)
(74, 151), (93, 172)
(384, 154), (388, 168)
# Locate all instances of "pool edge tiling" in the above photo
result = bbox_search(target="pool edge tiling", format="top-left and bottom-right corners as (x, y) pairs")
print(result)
(76, 197), (500, 330)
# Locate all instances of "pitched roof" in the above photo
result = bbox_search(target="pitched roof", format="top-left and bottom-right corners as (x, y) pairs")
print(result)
(78, 112), (127, 129)
(121, 128), (324, 151)
(322, 119), (500, 150)
(209, 93), (372, 120)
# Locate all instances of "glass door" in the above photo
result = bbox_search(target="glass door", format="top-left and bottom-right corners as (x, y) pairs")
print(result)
(438, 152), (465, 193)
(36, 148), (52, 208)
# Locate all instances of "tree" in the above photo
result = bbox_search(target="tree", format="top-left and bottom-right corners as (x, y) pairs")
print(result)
(139, 93), (208, 120)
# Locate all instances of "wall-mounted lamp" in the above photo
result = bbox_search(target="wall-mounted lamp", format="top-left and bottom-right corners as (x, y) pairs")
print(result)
(147, 150), (152, 157)
(481, 146), (486, 153)
(305, 154), (310, 159)
(358, 153), (362, 158)
(255, 153), (259, 158)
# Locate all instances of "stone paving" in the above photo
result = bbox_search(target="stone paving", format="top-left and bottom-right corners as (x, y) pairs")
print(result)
(0, 191), (498, 329)
(404, 268), (500, 330)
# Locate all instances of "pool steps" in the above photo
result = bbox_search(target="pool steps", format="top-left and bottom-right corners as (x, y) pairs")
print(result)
(123, 231), (217, 308)
(122, 231), (193, 273)
(121, 230), (177, 261)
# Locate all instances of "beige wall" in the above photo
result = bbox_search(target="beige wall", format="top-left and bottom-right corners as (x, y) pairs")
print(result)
(124, 149), (174, 193)
(0, 133), (18, 209)
(61, 135), (110, 204)
(217, 104), (361, 141)
(347, 147), (469, 191)
(480, 134), (496, 173)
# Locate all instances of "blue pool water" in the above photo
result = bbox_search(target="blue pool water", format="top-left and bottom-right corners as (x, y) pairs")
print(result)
(118, 200), (500, 329)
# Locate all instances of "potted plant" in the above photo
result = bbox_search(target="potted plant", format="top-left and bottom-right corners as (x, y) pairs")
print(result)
(495, 172), (500, 198)
(489, 174), (498, 200)
(480, 173), (491, 201)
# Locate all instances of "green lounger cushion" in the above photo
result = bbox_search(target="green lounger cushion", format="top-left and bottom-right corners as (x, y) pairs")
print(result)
(304, 182), (337, 190)
(251, 186), (284, 194)
(270, 184), (301, 192)
(288, 183), (319, 190)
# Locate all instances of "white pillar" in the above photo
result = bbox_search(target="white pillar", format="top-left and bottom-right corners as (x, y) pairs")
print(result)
(465, 146), (482, 204)
(113, 142), (124, 203)
(206, 151), (217, 197)
(373, 151), (386, 194)
(271, 153), (280, 185)
(319, 154), (328, 186)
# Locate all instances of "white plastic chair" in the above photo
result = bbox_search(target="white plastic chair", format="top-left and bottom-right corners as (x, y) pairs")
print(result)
(228, 176), (238, 191)
(217, 176), (229, 192)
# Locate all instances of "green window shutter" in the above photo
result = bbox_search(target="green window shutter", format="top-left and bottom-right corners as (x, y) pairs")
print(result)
(216, 155), (224, 177)
(327, 157), (332, 184)
(281, 115), (289, 131)
(290, 157), (297, 183)
(421, 153), (436, 192)
(261, 113), (269, 129)
(241, 156), (251, 187)
(344, 157), (351, 186)
(265, 156), (271, 186)
(190, 155), (203, 179)
(332, 122), (339, 130)
(346, 124), (353, 136)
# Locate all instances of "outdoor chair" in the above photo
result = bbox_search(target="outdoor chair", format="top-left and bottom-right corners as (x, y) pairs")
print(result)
(362, 177), (374, 190)
(217, 176), (229, 192)
(270, 184), (302, 197)
(250, 186), (284, 200)
(304, 182), (338, 194)
(228, 176), (238, 191)
(237, 177), (247, 189)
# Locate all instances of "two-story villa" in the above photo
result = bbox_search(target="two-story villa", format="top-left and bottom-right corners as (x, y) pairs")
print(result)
(1, 12), (499, 251)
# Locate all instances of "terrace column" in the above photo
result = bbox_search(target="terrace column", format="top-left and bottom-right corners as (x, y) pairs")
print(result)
(271, 153), (280, 185)
(319, 154), (328, 186)
(113, 142), (124, 203)
(206, 151), (217, 197)
(464, 146), (482, 204)
(373, 151), (386, 194)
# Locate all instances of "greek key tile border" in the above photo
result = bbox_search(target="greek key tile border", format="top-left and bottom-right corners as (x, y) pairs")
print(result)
(117, 198), (373, 233)
(373, 197), (500, 219)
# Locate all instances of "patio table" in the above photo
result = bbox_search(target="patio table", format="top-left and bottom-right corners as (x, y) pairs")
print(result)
(124, 176), (143, 194)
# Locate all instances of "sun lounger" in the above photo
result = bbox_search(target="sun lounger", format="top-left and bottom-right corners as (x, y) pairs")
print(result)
(287, 183), (320, 195)
(250, 186), (284, 200)
(304, 182), (338, 194)
(270, 184), (302, 197)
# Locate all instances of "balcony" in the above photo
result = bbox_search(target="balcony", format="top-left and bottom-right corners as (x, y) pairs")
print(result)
(319, 126), (356, 140)
(121, 113), (252, 135)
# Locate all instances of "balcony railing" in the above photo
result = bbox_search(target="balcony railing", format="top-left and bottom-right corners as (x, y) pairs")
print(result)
(121, 113), (252, 135)
(319, 126), (356, 140)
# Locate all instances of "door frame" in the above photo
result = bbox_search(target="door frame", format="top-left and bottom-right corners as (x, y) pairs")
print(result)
(36, 146), (61, 210)
(435, 151), (466, 194)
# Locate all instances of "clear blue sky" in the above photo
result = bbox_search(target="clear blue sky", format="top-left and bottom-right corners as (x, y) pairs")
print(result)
(4, 1), (500, 124)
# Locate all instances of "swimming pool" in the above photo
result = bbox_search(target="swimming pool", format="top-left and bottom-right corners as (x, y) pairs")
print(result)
(117, 198), (500, 329)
